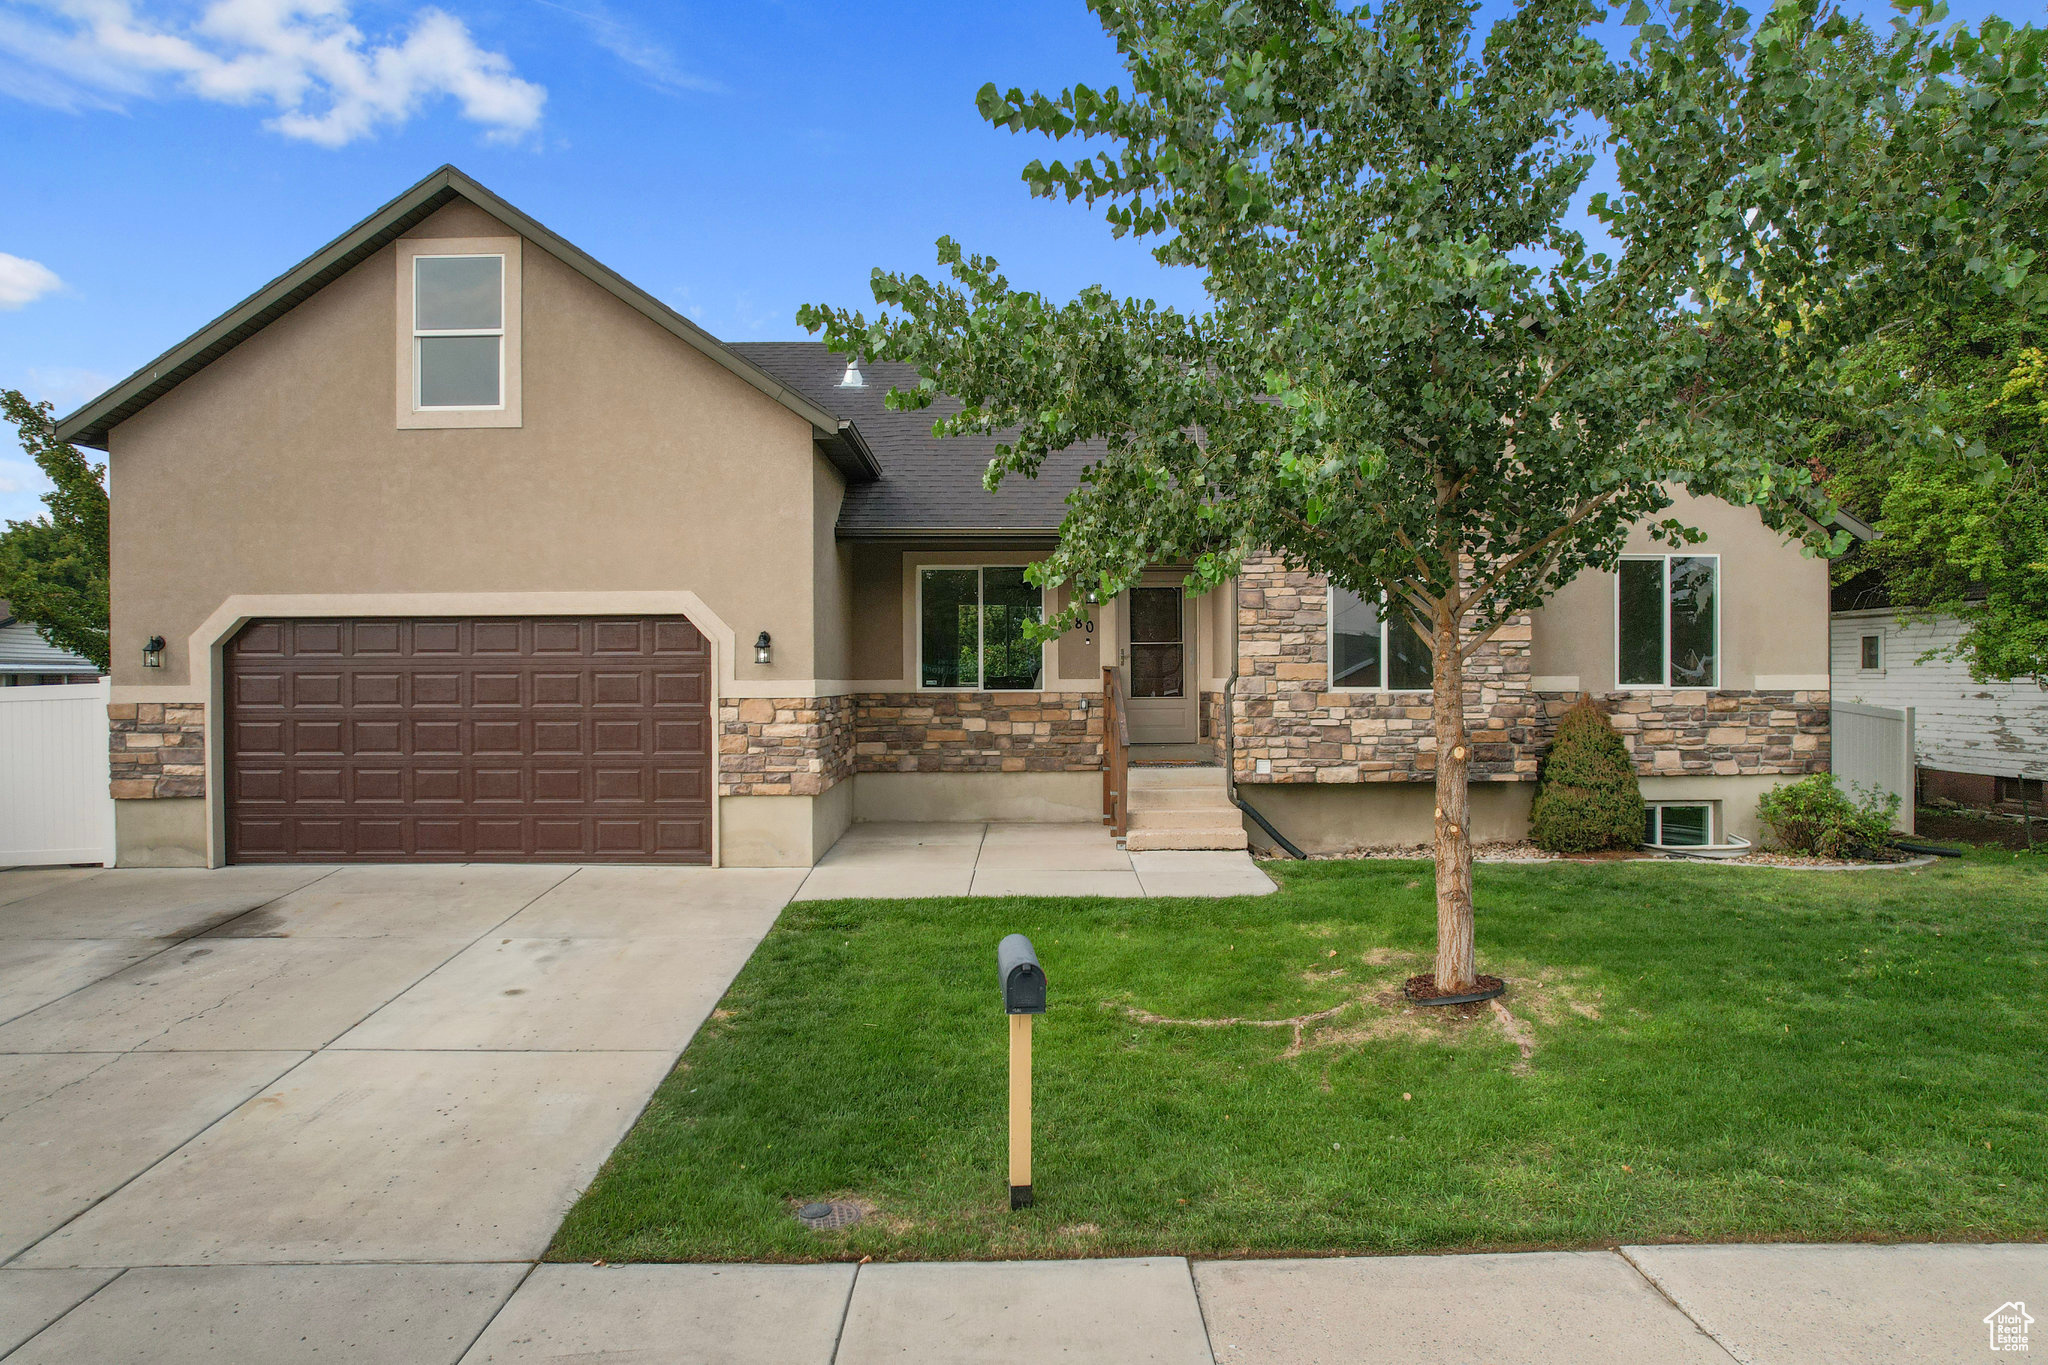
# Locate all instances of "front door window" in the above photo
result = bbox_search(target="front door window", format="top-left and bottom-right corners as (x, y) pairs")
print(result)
(1129, 587), (1184, 698)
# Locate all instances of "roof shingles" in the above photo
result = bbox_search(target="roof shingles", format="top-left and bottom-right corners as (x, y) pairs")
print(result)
(731, 342), (1098, 538)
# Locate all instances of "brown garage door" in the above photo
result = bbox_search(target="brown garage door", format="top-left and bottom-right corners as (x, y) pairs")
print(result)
(226, 616), (711, 863)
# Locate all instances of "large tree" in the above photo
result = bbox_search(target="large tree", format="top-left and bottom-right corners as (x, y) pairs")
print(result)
(800, 0), (2045, 990)
(0, 390), (110, 671)
(1812, 299), (2048, 684)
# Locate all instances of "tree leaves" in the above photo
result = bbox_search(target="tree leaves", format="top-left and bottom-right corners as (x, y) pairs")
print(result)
(0, 391), (109, 671)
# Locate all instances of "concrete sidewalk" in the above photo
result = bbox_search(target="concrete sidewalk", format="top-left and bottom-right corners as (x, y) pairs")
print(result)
(3, 1242), (2038, 1361)
(794, 821), (1278, 901)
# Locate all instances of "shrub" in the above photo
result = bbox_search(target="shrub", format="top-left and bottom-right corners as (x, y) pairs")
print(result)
(1529, 698), (1645, 853)
(1756, 774), (1902, 857)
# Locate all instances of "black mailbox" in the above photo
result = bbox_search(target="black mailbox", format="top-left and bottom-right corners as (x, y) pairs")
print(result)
(998, 934), (1047, 1015)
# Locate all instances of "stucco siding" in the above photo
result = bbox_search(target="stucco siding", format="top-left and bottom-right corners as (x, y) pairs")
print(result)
(107, 200), (827, 692)
(1527, 491), (1831, 692)
(1831, 608), (2048, 781)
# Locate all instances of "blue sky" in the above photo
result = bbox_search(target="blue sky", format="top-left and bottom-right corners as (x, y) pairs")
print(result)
(0, 0), (2013, 523)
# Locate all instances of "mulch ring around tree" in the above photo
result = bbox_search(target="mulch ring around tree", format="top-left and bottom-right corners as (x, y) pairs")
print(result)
(1403, 972), (1506, 1006)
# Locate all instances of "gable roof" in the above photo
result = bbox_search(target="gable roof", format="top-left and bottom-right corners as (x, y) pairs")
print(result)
(52, 166), (877, 482)
(731, 342), (1102, 539)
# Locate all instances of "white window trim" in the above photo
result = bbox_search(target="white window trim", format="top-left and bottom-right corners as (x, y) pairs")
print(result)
(1326, 586), (1432, 694)
(394, 235), (522, 431)
(1614, 553), (1721, 691)
(1644, 800), (1719, 847)
(1858, 631), (1885, 673)
(915, 564), (1047, 692)
(412, 252), (506, 412)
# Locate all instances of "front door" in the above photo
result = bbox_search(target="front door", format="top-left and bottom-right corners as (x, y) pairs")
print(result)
(1120, 579), (1197, 745)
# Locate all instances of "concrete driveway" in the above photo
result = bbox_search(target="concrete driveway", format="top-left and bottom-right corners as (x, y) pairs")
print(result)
(0, 860), (800, 1355)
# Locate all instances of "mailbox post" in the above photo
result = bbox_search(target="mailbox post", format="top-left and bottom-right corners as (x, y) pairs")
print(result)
(997, 934), (1046, 1209)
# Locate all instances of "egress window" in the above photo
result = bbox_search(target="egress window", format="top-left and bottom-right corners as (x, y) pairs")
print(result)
(1617, 555), (1718, 688)
(413, 254), (504, 409)
(919, 567), (1043, 690)
(1644, 802), (1715, 848)
(1329, 586), (1432, 691)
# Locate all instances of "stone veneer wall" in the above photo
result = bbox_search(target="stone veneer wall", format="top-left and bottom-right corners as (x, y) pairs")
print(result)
(109, 702), (207, 798)
(718, 694), (855, 797)
(1232, 553), (1541, 783)
(853, 692), (1102, 773)
(1540, 690), (1830, 776)
(1199, 690), (1225, 743)
(1229, 552), (1826, 782)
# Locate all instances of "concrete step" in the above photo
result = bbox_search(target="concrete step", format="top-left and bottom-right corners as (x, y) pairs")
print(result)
(1126, 786), (1236, 811)
(1127, 765), (1228, 791)
(1128, 805), (1243, 831)
(1124, 825), (1251, 851)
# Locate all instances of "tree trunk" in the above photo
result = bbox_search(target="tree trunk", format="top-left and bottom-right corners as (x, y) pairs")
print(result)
(1431, 613), (1476, 992)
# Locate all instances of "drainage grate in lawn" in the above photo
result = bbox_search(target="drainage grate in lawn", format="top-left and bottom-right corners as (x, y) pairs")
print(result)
(796, 1201), (865, 1232)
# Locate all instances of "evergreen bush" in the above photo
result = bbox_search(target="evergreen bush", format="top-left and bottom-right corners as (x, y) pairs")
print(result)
(1528, 698), (1646, 853)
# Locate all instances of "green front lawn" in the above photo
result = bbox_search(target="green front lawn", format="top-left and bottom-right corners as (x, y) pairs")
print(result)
(552, 848), (2047, 1262)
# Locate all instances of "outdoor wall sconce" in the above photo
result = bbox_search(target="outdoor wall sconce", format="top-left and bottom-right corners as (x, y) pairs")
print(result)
(754, 631), (772, 665)
(142, 635), (166, 669)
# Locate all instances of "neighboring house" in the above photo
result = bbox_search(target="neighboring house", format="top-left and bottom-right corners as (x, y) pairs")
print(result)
(0, 601), (101, 687)
(56, 166), (1838, 868)
(1831, 576), (2048, 815)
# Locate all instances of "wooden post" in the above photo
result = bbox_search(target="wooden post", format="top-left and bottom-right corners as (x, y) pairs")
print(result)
(1009, 1012), (1032, 1208)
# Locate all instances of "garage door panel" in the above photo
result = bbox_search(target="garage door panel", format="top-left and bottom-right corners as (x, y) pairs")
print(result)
(593, 719), (645, 752)
(291, 673), (343, 706)
(533, 720), (583, 754)
(352, 672), (402, 706)
(292, 720), (344, 754)
(411, 672), (461, 706)
(352, 719), (403, 755)
(534, 769), (583, 803)
(474, 672), (523, 706)
(592, 672), (645, 706)
(533, 672), (583, 706)
(293, 622), (346, 655)
(654, 671), (705, 706)
(533, 621), (583, 653)
(227, 615), (710, 863)
(236, 673), (284, 706)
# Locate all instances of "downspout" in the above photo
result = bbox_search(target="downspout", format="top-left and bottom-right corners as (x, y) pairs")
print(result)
(1221, 577), (1305, 859)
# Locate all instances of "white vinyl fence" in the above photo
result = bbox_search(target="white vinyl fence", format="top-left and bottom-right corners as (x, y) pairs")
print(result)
(1831, 700), (1915, 835)
(0, 679), (115, 867)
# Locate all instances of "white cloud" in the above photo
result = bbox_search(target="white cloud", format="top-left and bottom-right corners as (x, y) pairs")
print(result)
(0, 253), (62, 310)
(533, 0), (719, 96)
(0, 0), (545, 146)
(25, 366), (119, 408)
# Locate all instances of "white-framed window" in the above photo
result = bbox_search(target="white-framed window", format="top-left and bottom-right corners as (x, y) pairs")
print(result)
(1328, 585), (1432, 692)
(918, 566), (1043, 690)
(1644, 801), (1715, 848)
(412, 253), (505, 410)
(1616, 554), (1719, 689)
(1859, 632), (1883, 671)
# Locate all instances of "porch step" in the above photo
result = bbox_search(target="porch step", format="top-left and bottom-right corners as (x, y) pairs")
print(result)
(1118, 762), (1247, 850)
(1124, 825), (1250, 851)
(1127, 765), (1228, 791)
(1128, 785), (1239, 810)
(1128, 805), (1244, 831)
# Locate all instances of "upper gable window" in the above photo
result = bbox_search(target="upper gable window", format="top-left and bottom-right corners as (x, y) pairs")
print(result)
(395, 235), (521, 430)
(413, 255), (503, 408)
(1617, 554), (1719, 688)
